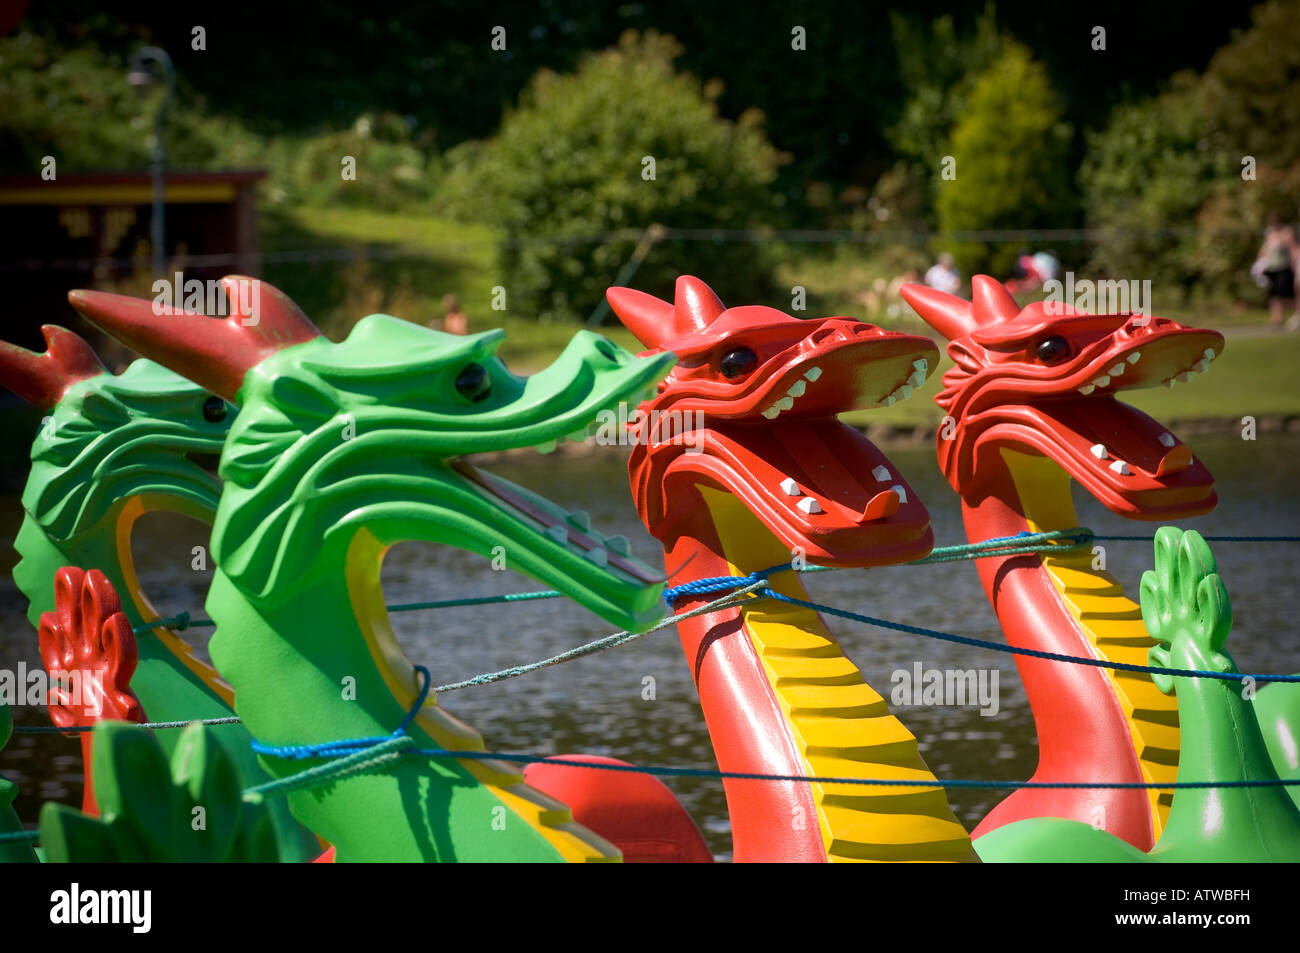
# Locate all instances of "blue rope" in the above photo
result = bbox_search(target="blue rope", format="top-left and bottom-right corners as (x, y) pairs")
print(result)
(250, 665), (432, 761)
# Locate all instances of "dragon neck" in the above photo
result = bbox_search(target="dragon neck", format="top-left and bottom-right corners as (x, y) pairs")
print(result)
(204, 525), (620, 862)
(667, 485), (974, 863)
(961, 448), (1178, 848)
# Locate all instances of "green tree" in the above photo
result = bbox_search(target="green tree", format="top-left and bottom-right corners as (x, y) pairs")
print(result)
(1080, 75), (1232, 296)
(1081, 0), (1300, 301)
(440, 30), (785, 323)
(888, 5), (1004, 174)
(934, 41), (1073, 277)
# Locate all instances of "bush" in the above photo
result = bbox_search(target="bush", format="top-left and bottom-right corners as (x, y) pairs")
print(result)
(1079, 75), (1232, 296)
(933, 41), (1073, 277)
(439, 30), (786, 323)
(262, 112), (440, 213)
(1081, 0), (1300, 302)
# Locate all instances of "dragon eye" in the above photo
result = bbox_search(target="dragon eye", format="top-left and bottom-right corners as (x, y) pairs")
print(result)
(202, 396), (228, 423)
(1035, 335), (1071, 364)
(719, 347), (758, 379)
(454, 363), (492, 403)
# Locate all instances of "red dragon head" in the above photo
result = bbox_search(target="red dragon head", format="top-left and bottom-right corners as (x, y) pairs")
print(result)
(608, 276), (941, 566)
(901, 276), (1224, 519)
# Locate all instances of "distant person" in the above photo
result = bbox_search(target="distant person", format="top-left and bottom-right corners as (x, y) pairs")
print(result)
(925, 253), (961, 295)
(441, 293), (469, 335)
(1255, 215), (1298, 329)
(1004, 249), (1055, 294)
(1031, 250), (1061, 284)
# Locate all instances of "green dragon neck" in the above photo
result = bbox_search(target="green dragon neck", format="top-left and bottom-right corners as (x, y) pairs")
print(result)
(206, 527), (619, 862)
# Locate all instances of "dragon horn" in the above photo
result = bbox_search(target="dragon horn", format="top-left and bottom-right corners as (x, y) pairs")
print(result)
(606, 285), (677, 349)
(970, 274), (1021, 326)
(68, 276), (320, 401)
(0, 325), (107, 410)
(672, 276), (724, 335)
(900, 283), (976, 342)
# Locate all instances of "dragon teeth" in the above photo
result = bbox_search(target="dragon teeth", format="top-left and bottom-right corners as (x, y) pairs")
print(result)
(586, 548), (608, 567)
(567, 511), (591, 531)
(871, 465), (890, 482)
(1127, 351), (1141, 364)
(605, 535), (631, 556)
(1090, 443), (1109, 460)
(889, 484), (907, 504)
(882, 395), (897, 407)
(1109, 460), (1131, 476)
(1176, 371), (1192, 383)
(773, 396), (795, 412)
(1204, 348), (1216, 361)
(762, 406), (781, 419)
(1078, 384), (1096, 396)
(1109, 363), (1126, 377)
(547, 525), (568, 544)
(907, 369), (926, 387)
(780, 477), (801, 496)
(1193, 359), (1210, 373)
(1158, 432), (1175, 447)
(897, 384), (914, 400)
(787, 380), (807, 398)
(804, 366), (823, 382)
(1093, 375), (1111, 388)
(913, 358), (928, 372)
(796, 496), (822, 514)
(536, 439), (558, 454)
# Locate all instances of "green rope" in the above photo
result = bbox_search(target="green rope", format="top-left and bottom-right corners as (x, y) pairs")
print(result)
(130, 529), (1093, 635)
(433, 575), (772, 692)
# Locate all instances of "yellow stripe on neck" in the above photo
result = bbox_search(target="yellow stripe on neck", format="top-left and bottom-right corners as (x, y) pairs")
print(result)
(1001, 449), (1178, 839)
(115, 495), (235, 707)
(345, 528), (619, 863)
(700, 487), (975, 862)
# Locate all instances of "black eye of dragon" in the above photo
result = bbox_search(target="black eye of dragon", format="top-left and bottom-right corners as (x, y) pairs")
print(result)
(202, 396), (228, 423)
(719, 347), (758, 379)
(1035, 335), (1071, 364)
(454, 363), (492, 403)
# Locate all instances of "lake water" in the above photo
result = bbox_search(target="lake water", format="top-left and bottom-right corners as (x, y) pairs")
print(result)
(1, 432), (1296, 861)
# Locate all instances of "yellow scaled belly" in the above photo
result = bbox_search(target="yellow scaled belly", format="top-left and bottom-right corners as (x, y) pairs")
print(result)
(1002, 450), (1179, 839)
(701, 487), (976, 862)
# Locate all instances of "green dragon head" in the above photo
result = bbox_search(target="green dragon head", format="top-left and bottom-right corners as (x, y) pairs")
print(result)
(71, 279), (676, 860)
(1, 325), (234, 623)
(69, 278), (673, 630)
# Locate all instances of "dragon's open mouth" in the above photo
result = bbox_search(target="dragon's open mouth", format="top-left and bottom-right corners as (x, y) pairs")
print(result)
(641, 324), (940, 565)
(453, 460), (661, 585)
(974, 319), (1223, 519)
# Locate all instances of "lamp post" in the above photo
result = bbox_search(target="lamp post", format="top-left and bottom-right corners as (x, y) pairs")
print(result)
(127, 47), (175, 280)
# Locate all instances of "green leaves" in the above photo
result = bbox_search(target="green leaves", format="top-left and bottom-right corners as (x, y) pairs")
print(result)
(933, 41), (1074, 277)
(39, 721), (282, 862)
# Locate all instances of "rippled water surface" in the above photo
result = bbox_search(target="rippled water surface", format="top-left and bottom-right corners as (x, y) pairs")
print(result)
(1, 432), (1296, 860)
